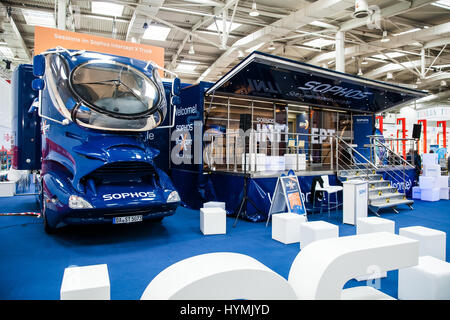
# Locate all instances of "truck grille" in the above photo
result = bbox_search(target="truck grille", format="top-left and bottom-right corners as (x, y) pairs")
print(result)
(83, 161), (158, 183)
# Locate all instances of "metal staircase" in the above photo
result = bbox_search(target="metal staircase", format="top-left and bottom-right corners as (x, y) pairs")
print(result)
(335, 136), (414, 215)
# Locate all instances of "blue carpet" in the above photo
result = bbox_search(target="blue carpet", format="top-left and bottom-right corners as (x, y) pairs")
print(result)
(0, 194), (449, 300)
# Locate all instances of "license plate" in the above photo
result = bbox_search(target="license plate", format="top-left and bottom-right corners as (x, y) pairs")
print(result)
(113, 215), (143, 224)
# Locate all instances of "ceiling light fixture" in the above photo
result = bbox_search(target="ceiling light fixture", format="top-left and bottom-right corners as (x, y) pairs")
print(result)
(22, 9), (56, 28)
(91, 1), (124, 17)
(432, 0), (450, 10)
(361, 58), (368, 65)
(142, 25), (172, 41)
(392, 28), (421, 36)
(0, 47), (14, 59)
(371, 52), (406, 59)
(189, 43), (195, 55)
(268, 42), (275, 50)
(380, 30), (390, 43)
(249, 1), (260, 17)
(386, 72), (394, 80)
(303, 38), (335, 48)
(357, 68), (363, 76)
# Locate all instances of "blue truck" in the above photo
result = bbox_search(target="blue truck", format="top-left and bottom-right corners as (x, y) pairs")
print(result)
(12, 48), (181, 233)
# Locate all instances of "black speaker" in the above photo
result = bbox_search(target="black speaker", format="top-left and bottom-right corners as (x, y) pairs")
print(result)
(412, 124), (422, 139)
(239, 114), (252, 131)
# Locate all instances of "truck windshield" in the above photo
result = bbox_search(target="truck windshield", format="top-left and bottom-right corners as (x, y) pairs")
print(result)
(45, 53), (166, 132)
(71, 61), (160, 116)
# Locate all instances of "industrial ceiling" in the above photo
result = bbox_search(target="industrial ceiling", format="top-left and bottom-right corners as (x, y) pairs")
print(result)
(0, 0), (449, 103)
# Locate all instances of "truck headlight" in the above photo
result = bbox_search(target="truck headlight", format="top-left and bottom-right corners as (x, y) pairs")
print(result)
(69, 195), (93, 209)
(167, 191), (180, 203)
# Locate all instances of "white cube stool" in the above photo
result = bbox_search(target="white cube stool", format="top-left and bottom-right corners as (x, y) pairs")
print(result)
(399, 226), (446, 260)
(272, 213), (307, 244)
(423, 164), (441, 177)
(200, 207), (226, 235)
(412, 186), (421, 200)
(440, 187), (450, 200)
(421, 188), (440, 201)
(398, 256), (450, 300)
(357, 217), (395, 235)
(203, 201), (226, 210)
(419, 176), (436, 189)
(438, 176), (449, 188)
(60, 264), (110, 300)
(299, 220), (339, 250)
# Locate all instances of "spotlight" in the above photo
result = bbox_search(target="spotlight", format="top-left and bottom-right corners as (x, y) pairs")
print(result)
(380, 30), (390, 43)
(249, 1), (259, 17)
(189, 43), (195, 55)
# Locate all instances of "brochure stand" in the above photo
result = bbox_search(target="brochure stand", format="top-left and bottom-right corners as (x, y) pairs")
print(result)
(266, 170), (307, 227)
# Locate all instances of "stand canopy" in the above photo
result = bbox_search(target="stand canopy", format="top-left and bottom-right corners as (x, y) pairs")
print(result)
(205, 51), (427, 113)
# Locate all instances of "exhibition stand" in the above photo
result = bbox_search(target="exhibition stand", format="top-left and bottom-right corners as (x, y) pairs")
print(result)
(169, 52), (425, 222)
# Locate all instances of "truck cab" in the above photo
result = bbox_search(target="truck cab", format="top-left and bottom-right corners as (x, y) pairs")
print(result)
(12, 49), (181, 233)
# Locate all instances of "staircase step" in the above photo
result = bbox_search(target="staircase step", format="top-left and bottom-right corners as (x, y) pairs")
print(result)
(369, 198), (414, 210)
(368, 180), (391, 187)
(341, 174), (382, 181)
(369, 192), (404, 201)
(369, 186), (398, 195)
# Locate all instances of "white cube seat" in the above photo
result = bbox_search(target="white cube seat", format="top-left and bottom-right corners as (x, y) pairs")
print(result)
(203, 201), (226, 210)
(419, 176), (436, 189)
(399, 226), (446, 260)
(299, 220), (339, 250)
(421, 188), (440, 201)
(60, 264), (110, 300)
(422, 153), (438, 166)
(423, 164), (441, 177)
(412, 186), (421, 200)
(440, 187), (450, 200)
(438, 176), (449, 188)
(272, 213), (307, 244)
(398, 256), (450, 300)
(200, 207), (226, 235)
(357, 217), (395, 235)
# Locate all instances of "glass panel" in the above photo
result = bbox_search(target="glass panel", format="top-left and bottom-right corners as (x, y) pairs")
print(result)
(48, 54), (71, 107)
(71, 62), (159, 116)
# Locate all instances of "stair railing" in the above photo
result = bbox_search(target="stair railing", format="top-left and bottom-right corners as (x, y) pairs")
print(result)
(335, 135), (410, 199)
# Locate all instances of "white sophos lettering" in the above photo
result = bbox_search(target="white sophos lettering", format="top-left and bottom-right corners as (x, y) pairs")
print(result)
(103, 192), (156, 201)
(298, 81), (373, 100)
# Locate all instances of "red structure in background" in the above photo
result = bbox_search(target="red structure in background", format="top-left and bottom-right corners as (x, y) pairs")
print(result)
(375, 115), (383, 134)
(396, 118), (406, 158)
(437, 121), (447, 149)
(418, 119), (427, 154)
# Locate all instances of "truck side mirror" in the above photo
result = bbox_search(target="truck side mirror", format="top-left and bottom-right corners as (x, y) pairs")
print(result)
(172, 77), (181, 96)
(33, 55), (45, 77)
(32, 78), (45, 91)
